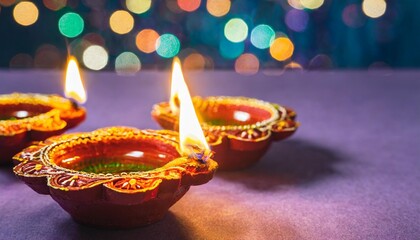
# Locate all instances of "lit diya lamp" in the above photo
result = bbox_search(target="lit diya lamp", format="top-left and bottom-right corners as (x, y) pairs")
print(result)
(13, 70), (217, 228)
(152, 57), (299, 170)
(0, 57), (86, 165)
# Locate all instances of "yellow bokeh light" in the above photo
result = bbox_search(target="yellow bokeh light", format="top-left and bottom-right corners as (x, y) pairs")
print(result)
(136, 29), (160, 53)
(206, 0), (230, 17)
(300, 0), (324, 10)
(13, 1), (39, 26)
(109, 10), (134, 34)
(234, 53), (259, 75)
(362, 0), (386, 18)
(288, 0), (304, 10)
(183, 53), (206, 71)
(126, 0), (151, 14)
(269, 37), (294, 61)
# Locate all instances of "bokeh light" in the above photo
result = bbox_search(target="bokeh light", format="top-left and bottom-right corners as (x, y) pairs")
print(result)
(34, 44), (62, 68)
(224, 18), (248, 43)
(285, 61), (303, 70)
(269, 37), (294, 61)
(9, 53), (33, 68)
(115, 52), (141, 75)
(13, 1), (39, 26)
(82, 45), (108, 70)
(300, 0), (324, 10)
(251, 24), (275, 49)
(309, 54), (333, 69)
(206, 0), (230, 17)
(136, 29), (159, 53)
(0, 0), (15, 7)
(68, 38), (90, 61)
(342, 4), (366, 28)
(43, 0), (67, 11)
(109, 10), (134, 34)
(288, 0), (304, 10)
(362, 0), (386, 18)
(219, 38), (244, 59)
(156, 34), (180, 58)
(183, 53), (206, 71)
(126, 0), (151, 14)
(285, 9), (309, 32)
(177, 0), (201, 12)
(83, 33), (105, 46)
(58, 12), (84, 38)
(235, 53), (259, 75)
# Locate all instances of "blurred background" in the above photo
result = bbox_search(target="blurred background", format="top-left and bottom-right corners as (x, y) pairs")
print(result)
(0, 0), (419, 74)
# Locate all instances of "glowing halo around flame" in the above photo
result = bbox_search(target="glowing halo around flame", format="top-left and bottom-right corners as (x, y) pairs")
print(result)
(170, 57), (209, 156)
(65, 56), (87, 104)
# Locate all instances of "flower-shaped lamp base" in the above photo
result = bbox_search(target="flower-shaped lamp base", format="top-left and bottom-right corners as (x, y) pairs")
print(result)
(13, 127), (217, 228)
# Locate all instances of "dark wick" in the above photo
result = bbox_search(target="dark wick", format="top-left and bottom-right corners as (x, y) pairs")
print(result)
(70, 100), (79, 110)
(187, 144), (213, 164)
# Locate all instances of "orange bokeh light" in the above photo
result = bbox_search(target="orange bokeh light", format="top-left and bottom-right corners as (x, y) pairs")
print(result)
(43, 0), (66, 11)
(0, 0), (15, 7)
(177, 0), (201, 12)
(235, 53), (260, 75)
(206, 0), (230, 17)
(183, 53), (206, 71)
(269, 37), (294, 61)
(136, 29), (160, 53)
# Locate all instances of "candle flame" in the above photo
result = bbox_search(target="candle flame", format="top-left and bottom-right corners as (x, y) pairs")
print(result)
(170, 58), (181, 114)
(170, 57), (209, 156)
(65, 56), (87, 104)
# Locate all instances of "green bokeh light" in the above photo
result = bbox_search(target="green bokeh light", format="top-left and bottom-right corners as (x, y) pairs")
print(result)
(224, 18), (248, 43)
(115, 52), (141, 75)
(156, 34), (180, 58)
(58, 12), (84, 38)
(251, 24), (275, 49)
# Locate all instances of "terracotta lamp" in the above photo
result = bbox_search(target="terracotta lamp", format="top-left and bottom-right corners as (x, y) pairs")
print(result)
(13, 64), (217, 228)
(0, 58), (86, 165)
(152, 58), (299, 170)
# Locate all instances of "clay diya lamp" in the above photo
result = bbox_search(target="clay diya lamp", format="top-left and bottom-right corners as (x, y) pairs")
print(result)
(0, 93), (85, 165)
(13, 127), (217, 228)
(13, 72), (217, 229)
(151, 57), (299, 170)
(0, 57), (86, 165)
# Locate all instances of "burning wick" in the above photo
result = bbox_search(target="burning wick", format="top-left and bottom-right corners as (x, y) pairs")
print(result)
(186, 144), (214, 164)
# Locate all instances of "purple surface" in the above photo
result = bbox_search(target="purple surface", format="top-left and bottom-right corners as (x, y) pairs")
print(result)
(0, 70), (419, 240)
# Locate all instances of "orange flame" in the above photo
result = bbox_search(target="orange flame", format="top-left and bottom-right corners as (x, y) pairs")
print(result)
(170, 57), (209, 155)
(65, 56), (87, 104)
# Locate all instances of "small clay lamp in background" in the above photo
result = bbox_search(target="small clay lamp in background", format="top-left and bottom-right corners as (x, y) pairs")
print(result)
(0, 57), (86, 165)
(152, 57), (299, 170)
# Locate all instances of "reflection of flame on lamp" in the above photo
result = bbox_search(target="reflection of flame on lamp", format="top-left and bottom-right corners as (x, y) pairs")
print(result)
(65, 56), (87, 104)
(170, 57), (210, 158)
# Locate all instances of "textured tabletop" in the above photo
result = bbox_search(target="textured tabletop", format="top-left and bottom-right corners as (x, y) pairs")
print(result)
(0, 70), (419, 240)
